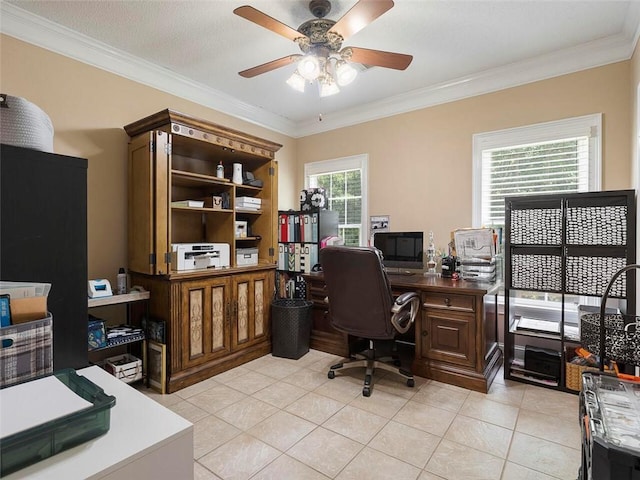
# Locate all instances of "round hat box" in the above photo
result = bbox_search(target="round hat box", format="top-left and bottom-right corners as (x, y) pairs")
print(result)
(0, 94), (54, 153)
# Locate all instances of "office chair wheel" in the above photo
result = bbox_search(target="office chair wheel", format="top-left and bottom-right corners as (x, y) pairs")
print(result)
(393, 359), (402, 367)
(363, 386), (371, 397)
(407, 378), (415, 388)
(328, 370), (336, 379)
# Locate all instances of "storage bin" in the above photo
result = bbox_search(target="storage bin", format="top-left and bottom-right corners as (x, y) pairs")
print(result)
(0, 368), (115, 476)
(237, 247), (258, 266)
(271, 299), (313, 359)
(0, 314), (53, 388)
(0, 94), (54, 153)
(104, 353), (142, 383)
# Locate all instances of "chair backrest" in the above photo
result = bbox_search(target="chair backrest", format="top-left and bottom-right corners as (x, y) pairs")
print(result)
(320, 246), (396, 340)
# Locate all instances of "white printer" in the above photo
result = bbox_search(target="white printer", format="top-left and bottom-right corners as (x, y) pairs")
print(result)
(172, 243), (230, 271)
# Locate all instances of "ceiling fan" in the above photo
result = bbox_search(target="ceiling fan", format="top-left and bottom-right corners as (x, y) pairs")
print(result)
(233, 0), (413, 96)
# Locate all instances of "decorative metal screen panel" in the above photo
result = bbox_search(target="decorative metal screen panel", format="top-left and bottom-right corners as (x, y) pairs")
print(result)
(511, 254), (562, 291)
(566, 205), (627, 245)
(254, 279), (264, 337)
(189, 289), (203, 357)
(237, 282), (248, 342)
(510, 209), (562, 245)
(565, 256), (627, 297)
(211, 286), (224, 351)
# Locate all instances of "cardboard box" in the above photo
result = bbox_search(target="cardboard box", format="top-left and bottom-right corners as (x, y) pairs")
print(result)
(8, 296), (48, 324)
(237, 247), (258, 266)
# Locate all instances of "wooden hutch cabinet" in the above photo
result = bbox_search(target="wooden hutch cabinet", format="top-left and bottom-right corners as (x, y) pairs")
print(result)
(124, 110), (281, 392)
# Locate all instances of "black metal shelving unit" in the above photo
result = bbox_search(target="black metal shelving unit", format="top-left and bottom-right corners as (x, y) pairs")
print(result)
(503, 190), (636, 392)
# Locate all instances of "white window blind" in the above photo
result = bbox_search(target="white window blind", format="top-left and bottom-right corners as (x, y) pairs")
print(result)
(472, 114), (602, 227)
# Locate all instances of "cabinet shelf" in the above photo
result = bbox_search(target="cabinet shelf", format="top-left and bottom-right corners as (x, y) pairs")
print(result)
(171, 205), (233, 214)
(90, 333), (146, 352)
(171, 169), (232, 188)
(235, 208), (262, 214)
(88, 291), (150, 308)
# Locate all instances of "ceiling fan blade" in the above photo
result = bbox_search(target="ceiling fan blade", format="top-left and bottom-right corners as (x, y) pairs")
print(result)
(346, 47), (412, 70)
(239, 55), (302, 78)
(233, 6), (303, 41)
(329, 0), (394, 40)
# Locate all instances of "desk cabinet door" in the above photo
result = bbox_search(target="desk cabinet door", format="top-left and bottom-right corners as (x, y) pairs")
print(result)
(421, 309), (476, 368)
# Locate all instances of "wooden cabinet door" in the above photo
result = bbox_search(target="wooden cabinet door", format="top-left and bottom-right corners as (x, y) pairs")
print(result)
(231, 271), (273, 349)
(180, 277), (232, 369)
(421, 309), (476, 368)
(128, 131), (171, 275)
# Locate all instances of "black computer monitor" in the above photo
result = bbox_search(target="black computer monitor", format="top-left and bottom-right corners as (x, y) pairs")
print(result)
(373, 231), (424, 272)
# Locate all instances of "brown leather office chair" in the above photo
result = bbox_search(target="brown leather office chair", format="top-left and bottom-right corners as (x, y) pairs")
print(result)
(320, 245), (421, 396)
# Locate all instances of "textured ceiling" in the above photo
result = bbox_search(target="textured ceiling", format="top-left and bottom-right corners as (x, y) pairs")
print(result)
(2, 1), (639, 136)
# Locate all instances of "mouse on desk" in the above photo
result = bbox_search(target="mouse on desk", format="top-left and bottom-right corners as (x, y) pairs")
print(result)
(311, 263), (322, 272)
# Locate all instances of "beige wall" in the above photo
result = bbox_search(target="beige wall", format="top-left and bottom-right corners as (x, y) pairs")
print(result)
(0, 35), (297, 282)
(1, 33), (635, 277)
(297, 62), (632, 252)
(632, 41), (640, 190)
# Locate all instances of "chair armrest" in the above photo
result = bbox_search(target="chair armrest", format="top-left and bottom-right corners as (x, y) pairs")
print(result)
(391, 292), (420, 334)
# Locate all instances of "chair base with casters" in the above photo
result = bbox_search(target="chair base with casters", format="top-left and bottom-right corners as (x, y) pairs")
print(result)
(327, 339), (415, 397)
(320, 245), (421, 397)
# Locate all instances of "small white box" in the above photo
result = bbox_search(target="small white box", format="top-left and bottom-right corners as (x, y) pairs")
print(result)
(235, 221), (248, 238)
(236, 196), (261, 207)
(104, 353), (143, 383)
(236, 248), (258, 266)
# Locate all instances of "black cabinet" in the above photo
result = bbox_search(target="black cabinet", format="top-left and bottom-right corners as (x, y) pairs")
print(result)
(1, 144), (88, 370)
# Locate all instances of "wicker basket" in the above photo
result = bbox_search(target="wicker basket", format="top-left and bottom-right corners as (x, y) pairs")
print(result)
(565, 361), (599, 391)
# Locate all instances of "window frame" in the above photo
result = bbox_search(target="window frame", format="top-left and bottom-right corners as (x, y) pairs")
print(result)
(472, 113), (602, 228)
(304, 154), (369, 246)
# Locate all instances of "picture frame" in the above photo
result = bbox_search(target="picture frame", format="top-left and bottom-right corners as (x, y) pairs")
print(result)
(147, 340), (166, 394)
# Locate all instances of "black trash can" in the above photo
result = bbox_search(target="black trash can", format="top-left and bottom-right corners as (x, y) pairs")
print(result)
(271, 298), (313, 359)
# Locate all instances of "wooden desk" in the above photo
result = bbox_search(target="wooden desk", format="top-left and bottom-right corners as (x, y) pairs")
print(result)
(304, 273), (502, 393)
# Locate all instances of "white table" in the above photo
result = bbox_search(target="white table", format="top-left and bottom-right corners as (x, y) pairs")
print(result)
(4, 366), (193, 479)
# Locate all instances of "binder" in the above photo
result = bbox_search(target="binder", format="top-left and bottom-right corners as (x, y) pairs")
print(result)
(287, 243), (296, 271)
(294, 243), (301, 271)
(279, 213), (288, 242)
(311, 213), (318, 242)
(293, 215), (300, 242)
(303, 214), (311, 242)
(301, 245), (310, 273)
(288, 215), (294, 243)
(278, 243), (285, 270)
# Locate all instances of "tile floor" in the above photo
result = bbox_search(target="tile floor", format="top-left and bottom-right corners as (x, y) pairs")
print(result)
(138, 350), (582, 480)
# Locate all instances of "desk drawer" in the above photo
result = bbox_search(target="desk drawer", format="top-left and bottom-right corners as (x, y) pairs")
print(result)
(423, 293), (475, 312)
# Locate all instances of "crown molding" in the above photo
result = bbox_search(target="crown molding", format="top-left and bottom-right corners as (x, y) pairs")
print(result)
(2, 2), (639, 139)
(295, 30), (639, 137)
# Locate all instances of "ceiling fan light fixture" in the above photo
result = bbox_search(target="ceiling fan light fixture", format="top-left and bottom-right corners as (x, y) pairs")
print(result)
(318, 74), (340, 97)
(298, 54), (321, 81)
(335, 60), (357, 86)
(286, 70), (306, 92)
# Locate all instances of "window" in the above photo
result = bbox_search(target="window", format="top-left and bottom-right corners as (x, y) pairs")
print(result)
(472, 114), (602, 228)
(473, 114), (602, 314)
(304, 155), (368, 246)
